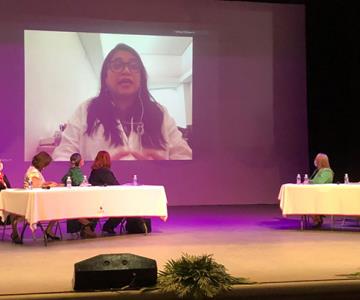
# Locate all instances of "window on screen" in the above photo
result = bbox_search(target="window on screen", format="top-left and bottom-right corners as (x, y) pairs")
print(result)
(24, 30), (193, 161)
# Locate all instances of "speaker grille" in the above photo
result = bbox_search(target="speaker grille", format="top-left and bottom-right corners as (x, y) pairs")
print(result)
(73, 253), (157, 290)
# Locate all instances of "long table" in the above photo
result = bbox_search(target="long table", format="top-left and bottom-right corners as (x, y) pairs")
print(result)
(279, 183), (360, 229)
(0, 185), (168, 232)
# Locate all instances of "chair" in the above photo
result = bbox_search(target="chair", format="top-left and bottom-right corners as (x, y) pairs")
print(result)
(125, 218), (151, 235)
(335, 216), (360, 228)
(1, 215), (33, 243)
(66, 218), (98, 239)
(300, 215), (310, 230)
(0, 215), (11, 240)
(118, 218), (127, 234)
(98, 217), (126, 235)
(19, 220), (63, 246)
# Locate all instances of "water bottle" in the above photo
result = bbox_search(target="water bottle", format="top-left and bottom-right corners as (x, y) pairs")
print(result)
(296, 174), (301, 184)
(81, 175), (89, 187)
(303, 174), (309, 184)
(66, 176), (72, 188)
(28, 177), (32, 190)
(133, 174), (138, 186)
(344, 173), (349, 184)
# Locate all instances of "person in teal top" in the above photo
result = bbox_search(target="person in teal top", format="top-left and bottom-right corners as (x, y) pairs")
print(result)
(61, 153), (97, 238)
(310, 153), (334, 227)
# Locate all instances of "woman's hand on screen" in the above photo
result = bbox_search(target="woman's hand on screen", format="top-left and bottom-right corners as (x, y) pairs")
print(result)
(141, 149), (167, 160)
(129, 151), (149, 160)
(112, 149), (166, 160)
(112, 150), (131, 160)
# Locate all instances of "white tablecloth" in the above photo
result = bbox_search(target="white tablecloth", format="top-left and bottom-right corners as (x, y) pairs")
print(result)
(0, 185), (168, 231)
(279, 183), (360, 216)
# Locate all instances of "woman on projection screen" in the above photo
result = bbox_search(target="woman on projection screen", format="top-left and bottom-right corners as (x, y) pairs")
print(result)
(53, 43), (192, 161)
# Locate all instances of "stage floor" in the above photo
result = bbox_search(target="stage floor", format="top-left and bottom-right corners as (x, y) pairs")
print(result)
(1, 204), (360, 296)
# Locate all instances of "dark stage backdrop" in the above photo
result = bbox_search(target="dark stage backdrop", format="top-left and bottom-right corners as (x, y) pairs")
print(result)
(0, 0), (307, 205)
(307, 0), (360, 183)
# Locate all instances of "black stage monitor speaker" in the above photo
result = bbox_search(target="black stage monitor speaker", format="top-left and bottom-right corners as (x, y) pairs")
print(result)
(73, 253), (157, 291)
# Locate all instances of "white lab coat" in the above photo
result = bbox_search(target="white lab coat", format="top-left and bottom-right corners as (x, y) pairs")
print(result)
(52, 100), (192, 161)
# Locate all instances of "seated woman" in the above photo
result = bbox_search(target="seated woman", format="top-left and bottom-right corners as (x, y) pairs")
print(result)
(0, 160), (10, 190)
(11, 151), (60, 244)
(88, 150), (123, 234)
(0, 160), (11, 225)
(52, 43), (192, 161)
(310, 153), (334, 228)
(61, 153), (97, 238)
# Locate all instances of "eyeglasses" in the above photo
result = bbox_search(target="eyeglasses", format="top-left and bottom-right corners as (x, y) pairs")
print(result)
(109, 59), (141, 73)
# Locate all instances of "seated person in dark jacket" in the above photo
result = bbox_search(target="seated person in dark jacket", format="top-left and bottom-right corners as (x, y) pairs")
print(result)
(61, 153), (96, 238)
(89, 151), (123, 234)
(0, 160), (11, 225)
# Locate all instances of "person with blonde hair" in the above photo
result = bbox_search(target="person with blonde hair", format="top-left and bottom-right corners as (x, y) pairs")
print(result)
(310, 153), (334, 184)
(310, 153), (334, 227)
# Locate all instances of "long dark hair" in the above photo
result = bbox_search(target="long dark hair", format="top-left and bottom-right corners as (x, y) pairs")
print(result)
(85, 43), (166, 150)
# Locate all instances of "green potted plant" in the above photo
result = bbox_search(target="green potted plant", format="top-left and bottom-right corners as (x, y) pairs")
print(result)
(157, 253), (249, 299)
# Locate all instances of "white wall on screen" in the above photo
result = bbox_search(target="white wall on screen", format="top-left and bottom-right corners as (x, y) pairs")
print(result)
(143, 55), (182, 88)
(150, 88), (186, 128)
(25, 30), (99, 160)
(184, 82), (192, 125)
(25, 31), (193, 160)
(182, 43), (192, 75)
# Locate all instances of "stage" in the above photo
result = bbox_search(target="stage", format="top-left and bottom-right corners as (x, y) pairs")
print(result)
(1, 205), (360, 299)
